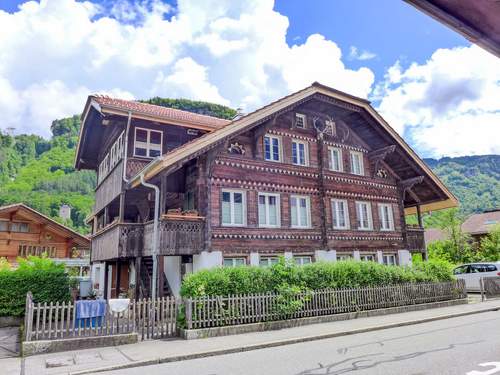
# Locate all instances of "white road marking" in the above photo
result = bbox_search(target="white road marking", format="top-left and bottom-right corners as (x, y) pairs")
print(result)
(467, 362), (500, 375)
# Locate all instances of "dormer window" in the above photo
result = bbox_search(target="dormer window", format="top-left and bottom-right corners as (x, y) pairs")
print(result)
(134, 128), (163, 158)
(295, 113), (306, 129)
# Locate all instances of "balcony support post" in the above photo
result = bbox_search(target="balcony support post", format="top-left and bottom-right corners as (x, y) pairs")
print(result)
(416, 204), (423, 229)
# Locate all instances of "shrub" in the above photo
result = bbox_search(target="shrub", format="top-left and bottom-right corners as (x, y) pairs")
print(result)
(0, 256), (70, 317)
(180, 258), (453, 298)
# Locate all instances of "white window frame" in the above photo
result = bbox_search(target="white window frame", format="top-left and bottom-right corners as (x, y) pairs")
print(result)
(295, 256), (312, 266)
(328, 147), (343, 172)
(355, 201), (373, 230)
(378, 203), (395, 231)
(133, 127), (163, 158)
(383, 254), (397, 265)
(360, 254), (376, 262)
(350, 151), (364, 176)
(259, 257), (279, 267)
(263, 134), (282, 162)
(337, 253), (353, 261)
(223, 257), (246, 267)
(291, 139), (309, 166)
(258, 192), (281, 228)
(295, 113), (307, 129)
(221, 189), (247, 227)
(331, 199), (350, 230)
(290, 195), (311, 228)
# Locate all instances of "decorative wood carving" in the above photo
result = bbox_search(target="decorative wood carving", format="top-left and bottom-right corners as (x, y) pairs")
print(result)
(227, 142), (245, 155)
(368, 145), (396, 178)
(399, 176), (424, 201)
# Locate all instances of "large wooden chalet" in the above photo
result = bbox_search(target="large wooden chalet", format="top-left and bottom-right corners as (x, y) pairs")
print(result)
(75, 82), (457, 298)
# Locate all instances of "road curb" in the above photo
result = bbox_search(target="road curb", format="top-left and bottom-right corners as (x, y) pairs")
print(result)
(69, 304), (500, 374)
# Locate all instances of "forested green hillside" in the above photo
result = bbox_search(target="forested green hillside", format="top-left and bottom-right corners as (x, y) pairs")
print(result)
(0, 99), (237, 233)
(0, 98), (497, 233)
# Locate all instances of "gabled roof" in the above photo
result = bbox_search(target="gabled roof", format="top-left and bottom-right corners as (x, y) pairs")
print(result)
(90, 96), (231, 130)
(0, 203), (90, 247)
(75, 95), (231, 169)
(462, 209), (500, 235)
(129, 82), (458, 215)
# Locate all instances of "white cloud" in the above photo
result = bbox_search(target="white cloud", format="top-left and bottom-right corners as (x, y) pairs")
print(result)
(376, 45), (500, 157)
(0, 0), (375, 137)
(349, 46), (376, 61)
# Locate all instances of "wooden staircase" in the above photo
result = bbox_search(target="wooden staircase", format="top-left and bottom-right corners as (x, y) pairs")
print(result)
(139, 256), (173, 298)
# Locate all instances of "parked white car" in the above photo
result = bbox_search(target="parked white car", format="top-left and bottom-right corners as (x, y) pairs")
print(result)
(453, 262), (500, 291)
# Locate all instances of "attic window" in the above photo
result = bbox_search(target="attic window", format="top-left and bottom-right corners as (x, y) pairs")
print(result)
(295, 113), (306, 129)
(134, 128), (162, 158)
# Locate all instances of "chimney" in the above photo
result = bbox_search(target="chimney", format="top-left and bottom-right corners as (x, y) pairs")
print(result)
(59, 204), (71, 221)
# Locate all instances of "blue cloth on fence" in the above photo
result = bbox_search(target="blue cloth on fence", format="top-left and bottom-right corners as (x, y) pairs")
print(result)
(75, 300), (106, 319)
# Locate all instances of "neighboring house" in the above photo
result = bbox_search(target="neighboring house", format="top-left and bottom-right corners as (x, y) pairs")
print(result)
(75, 82), (457, 298)
(424, 209), (500, 246)
(462, 209), (500, 243)
(405, 0), (500, 58)
(0, 203), (90, 275)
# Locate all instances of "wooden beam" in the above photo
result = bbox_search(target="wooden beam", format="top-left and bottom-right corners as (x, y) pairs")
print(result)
(399, 176), (424, 201)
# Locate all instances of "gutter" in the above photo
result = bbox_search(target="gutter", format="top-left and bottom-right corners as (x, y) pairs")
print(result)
(122, 111), (133, 183)
(137, 157), (163, 299)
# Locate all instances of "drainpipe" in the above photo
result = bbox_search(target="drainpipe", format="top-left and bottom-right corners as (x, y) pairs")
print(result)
(122, 111), (132, 183)
(140, 173), (160, 299)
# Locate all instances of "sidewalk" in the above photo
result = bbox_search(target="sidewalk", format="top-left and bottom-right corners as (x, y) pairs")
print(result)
(10, 298), (500, 375)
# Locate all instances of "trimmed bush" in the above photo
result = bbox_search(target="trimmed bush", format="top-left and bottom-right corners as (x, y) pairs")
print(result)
(0, 256), (70, 317)
(180, 258), (454, 298)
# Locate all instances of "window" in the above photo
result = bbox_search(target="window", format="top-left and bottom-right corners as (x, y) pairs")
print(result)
(259, 257), (279, 267)
(337, 253), (352, 261)
(379, 204), (394, 231)
(350, 151), (364, 175)
(0, 221), (7, 231)
(292, 140), (308, 166)
(290, 195), (311, 228)
(329, 147), (343, 172)
(223, 257), (246, 267)
(383, 254), (397, 265)
(295, 113), (306, 129)
(134, 128), (162, 158)
(11, 222), (29, 233)
(258, 193), (280, 227)
(264, 135), (281, 162)
(355, 201), (372, 230)
(360, 254), (376, 262)
(453, 265), (469, 275)
(221, 190), (246, 226)
(331, 199), (349, 230)
(295, 256), (312, 266)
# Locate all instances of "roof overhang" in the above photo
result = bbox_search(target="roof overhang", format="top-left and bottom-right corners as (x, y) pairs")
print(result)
(0, 204), (90, 247)
(404, 0), (500, 58)
(129, 82), (458, 214)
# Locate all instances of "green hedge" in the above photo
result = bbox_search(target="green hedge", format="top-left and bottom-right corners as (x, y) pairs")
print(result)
(180, 258), (454, 298)
(0, 256), (70, 317)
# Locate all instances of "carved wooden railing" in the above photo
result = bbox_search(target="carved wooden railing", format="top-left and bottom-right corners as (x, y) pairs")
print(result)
(143, 216), (205, 256)
(91, 223), (144, 261)
(406, 225), (425, 251)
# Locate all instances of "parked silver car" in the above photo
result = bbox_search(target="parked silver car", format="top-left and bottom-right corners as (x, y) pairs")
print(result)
(453, 262), (500, 291)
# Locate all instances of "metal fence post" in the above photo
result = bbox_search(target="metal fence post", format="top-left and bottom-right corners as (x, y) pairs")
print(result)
(480, 277), (485, 302)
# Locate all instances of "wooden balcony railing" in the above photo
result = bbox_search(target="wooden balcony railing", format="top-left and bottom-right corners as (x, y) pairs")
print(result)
(406, 225), (425, 252)
(91, 222), (144, 261)
(143, 215), (205, 256)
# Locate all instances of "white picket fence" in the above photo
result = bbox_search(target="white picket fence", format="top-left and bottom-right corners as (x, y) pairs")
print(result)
(184, 280), (467, 329)
(24, 293), (179, 342)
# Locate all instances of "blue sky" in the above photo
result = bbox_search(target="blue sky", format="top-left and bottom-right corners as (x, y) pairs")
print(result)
(0, 0), (498, 157)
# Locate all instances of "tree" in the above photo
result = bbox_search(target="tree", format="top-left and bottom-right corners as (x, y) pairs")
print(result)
(479, 225), (500, 261)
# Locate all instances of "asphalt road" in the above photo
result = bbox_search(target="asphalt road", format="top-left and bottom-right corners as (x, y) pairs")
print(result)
(102, 311), (500, 375)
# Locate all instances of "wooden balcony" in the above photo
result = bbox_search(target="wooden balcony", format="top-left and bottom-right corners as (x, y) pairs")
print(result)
(406, 225), (425, 252)
(91, 222), (144, 261)
(143, 215), (205, 256)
